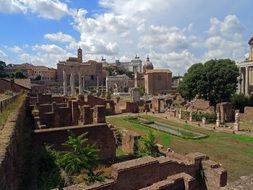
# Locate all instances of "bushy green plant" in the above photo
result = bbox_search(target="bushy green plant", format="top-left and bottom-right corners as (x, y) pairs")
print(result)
(58, 132), (99, 175)
(139, 131), (160, 157)
(192, 112), (216, 123)
(231, 94), (253, 113)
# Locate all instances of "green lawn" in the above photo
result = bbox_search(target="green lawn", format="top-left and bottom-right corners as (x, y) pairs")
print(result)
(107, 115), (253, 182)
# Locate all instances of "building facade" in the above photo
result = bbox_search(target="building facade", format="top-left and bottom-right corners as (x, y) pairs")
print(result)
(5, 63), (56, 81)
(57, 48), (103, 95)
(237, 37), (253, 96)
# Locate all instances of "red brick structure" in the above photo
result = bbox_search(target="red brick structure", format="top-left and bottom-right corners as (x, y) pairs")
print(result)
(0, 78), (31, 93)
(65, 152), (227, 190)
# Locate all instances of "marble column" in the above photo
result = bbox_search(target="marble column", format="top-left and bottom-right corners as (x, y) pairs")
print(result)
(70, 72), (75, 96)
(106, 76), (109, 93)
(79, 72), (82, 95)
(134, 67), (138, 88)
(63, 69), (67, 96)
(245, 66), (249, 96)
(241, 68), (245, 94)
(82, 77), (85, 90)
(96, 76), (99, 93)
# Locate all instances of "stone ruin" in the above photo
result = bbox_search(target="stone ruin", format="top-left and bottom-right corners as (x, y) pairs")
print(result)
(28, 93), (117, 160)
(29, 93), (115, 129)
(65, 152), (227, 190)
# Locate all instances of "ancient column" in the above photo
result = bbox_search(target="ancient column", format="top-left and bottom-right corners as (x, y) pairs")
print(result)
(106, 75), (109, 93)
(189, 111), (192, 122)
(63, 69), (67, 96)
(79, 72), (82, 95)
(134, 67), (138, 88)
(233, 112), (240, 131)
(245, 66), (249, 96)
(70, 72), (75, 96)
(178, 108), (182, 119)
(82, 77), (85, 90)
(216, 112), (220, 128)
(96, 76), (99, 94)
(241, 69), (245, 94)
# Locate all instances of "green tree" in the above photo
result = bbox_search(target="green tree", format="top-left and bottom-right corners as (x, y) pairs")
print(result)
(140, 131), (160, 157)
(13, 71), (27, 79)
(57, 132), (104, 184)
(231, 94), (253, 113)
(179, 59), (239, 105)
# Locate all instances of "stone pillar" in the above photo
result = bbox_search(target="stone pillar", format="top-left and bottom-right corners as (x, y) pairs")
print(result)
(78, 72), (82, 95)
(106, 75), (109, 93)
(233, 112), (240, 131)
(178, 108), (182, 119)
(131, 87), (140, 102)
(83, 105), (93, 125)
(96, 76), (99, 94)
(202, 117), (206, 126)
(134, 67), (138, 88)
(241, 69), (245, 94)
(189, 111), (192, 122)
(245, 66), (249, 96)
(216, 112), (220, 128)
(94, 105), (106, 123)
(70, 72), (75, 96)
(71, 100), (79, 125)
(63, 69), (67, 96)
(82, 77), (85, 90)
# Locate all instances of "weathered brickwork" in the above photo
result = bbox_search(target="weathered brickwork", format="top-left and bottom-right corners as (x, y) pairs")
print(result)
(65, 152), (227, 190)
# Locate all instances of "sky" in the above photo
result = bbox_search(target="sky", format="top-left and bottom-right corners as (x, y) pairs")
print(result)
(0, 0), (253, 75)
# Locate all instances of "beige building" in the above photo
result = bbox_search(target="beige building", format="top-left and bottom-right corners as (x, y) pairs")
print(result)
(57, 48), (104, 95)
(237, 37), (253, 96)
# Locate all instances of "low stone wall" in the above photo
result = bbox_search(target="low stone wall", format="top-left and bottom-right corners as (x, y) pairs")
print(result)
(241, 106), (253, 122)
(0, 96), (28, 190)
(33, 124), (116, 160)
(65, 152), (227, 190)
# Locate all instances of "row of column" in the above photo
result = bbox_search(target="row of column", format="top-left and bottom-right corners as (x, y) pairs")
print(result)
(238, 66), (250, 96)
(63, 70), (85, 96)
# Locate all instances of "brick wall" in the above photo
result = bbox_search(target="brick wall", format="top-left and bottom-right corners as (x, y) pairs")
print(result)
(33, 124), (116, 160)
(0, 79), (29, 93)
(0, 96), (29, 190)
(241, 106), (253, 121)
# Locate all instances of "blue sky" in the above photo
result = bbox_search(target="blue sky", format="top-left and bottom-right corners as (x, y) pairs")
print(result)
(0, 0), (252, 74)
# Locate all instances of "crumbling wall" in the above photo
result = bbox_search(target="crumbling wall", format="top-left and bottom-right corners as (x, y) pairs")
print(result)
(0, 96), (29, 190)
(33, 124), (116, 160)
(64, 153), (227, 190)
(241, 106), (253, 122)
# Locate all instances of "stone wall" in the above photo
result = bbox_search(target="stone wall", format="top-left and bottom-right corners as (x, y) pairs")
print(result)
(0, 78), (30, 93)
(65, 152), (227, 190)
(33, 124), (116, 160)
(241, 106), (253, 122)
(0, 95), (28, 190)
(216, 102), (234, 123)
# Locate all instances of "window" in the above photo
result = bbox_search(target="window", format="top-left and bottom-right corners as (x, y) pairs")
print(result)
(91, 75), (94, 80)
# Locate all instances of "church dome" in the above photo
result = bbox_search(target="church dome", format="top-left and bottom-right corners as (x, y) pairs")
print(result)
(143, 56), (153, 73)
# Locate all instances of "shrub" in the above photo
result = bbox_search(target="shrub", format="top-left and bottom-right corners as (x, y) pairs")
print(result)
(192, 112), (216, 123)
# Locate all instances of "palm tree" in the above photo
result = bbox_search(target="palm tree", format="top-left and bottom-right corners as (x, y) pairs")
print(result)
(58, 132), (103, 183)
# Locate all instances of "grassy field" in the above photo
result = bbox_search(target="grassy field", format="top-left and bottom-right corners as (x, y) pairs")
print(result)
(107, 115), (253, 182)
(0, 95), (24, 130)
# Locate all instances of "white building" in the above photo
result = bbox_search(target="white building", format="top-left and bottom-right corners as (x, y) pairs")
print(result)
(237, 37), (253, 96)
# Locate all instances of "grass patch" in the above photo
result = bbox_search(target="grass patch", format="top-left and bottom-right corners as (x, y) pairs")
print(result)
(0, 95), (24, 129)
(107, 115), (253, 182)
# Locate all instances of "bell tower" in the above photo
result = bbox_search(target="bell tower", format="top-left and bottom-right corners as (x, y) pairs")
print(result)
(77, 47), (83, 63)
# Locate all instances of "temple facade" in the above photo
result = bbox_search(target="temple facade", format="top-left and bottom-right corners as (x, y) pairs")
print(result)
(57, 48), (104, 95)
(237, 37), (253, 96)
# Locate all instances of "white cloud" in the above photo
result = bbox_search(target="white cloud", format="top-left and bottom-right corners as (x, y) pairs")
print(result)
(44, 32), (75, 43)
(204, 15), (245, 60)
(0, 0), (68, 20)
(0, 49), (7, 60)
